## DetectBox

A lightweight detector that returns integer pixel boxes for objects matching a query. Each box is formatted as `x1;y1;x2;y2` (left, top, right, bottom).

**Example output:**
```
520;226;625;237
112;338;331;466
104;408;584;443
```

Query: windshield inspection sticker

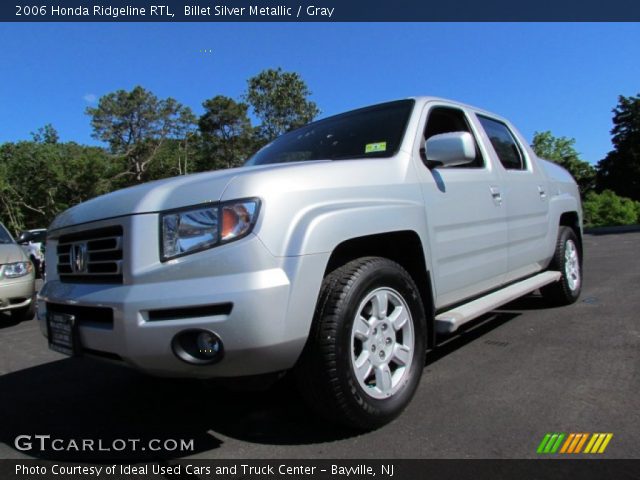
365;142;387;153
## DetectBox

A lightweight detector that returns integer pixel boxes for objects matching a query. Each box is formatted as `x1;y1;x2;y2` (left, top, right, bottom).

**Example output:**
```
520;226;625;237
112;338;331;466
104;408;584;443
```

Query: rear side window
477;116;525;170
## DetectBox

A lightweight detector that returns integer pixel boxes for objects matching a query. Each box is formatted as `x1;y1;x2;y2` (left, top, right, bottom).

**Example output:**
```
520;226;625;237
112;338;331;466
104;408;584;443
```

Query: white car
17;228;46;278
0;222;36;321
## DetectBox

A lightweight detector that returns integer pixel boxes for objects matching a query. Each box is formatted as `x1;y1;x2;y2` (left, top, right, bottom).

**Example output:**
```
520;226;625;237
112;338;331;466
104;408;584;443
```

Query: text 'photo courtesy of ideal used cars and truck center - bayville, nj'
0;8;639;480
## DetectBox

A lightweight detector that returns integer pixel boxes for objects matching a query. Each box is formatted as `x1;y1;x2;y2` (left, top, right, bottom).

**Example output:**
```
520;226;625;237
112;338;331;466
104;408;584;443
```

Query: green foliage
0;141;115;232
198;95;256;169
596;93;640;201
531;131;596;196
1;70;322;231
86;86;196;184
31;124;60;144
145;138;198;180
583;190;640;227
245;67;320;141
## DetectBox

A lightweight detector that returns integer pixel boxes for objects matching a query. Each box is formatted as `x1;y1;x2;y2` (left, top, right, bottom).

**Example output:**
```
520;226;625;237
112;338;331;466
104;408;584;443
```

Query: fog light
172;329;224;365
196;331;221;356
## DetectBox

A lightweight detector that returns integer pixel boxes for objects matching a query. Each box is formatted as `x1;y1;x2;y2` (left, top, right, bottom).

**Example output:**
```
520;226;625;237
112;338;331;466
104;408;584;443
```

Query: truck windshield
246;99;415;166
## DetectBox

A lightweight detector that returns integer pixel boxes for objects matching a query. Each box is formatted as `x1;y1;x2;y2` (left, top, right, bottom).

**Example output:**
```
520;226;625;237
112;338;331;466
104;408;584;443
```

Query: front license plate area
47;312;78;356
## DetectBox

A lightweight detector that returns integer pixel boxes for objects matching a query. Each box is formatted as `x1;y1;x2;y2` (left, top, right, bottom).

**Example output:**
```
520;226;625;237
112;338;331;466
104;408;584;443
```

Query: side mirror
16;231;33;244
424;131;476;168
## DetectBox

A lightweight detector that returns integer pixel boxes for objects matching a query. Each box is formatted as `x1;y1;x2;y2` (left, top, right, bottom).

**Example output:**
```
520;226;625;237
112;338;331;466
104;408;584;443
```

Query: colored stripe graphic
584;434;598;453
544;434;559;453
598;434;613;453
550;433;565;453
574;433;589;453
567;433;585;453
538;433;613;454
560;433;575;453
537;433;565;453
537;434;552;454
584;433;614;454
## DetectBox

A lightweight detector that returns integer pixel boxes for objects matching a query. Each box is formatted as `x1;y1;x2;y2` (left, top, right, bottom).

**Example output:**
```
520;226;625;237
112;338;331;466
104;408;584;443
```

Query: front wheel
541;226;582;305
11;299;36;322
296;257;426;430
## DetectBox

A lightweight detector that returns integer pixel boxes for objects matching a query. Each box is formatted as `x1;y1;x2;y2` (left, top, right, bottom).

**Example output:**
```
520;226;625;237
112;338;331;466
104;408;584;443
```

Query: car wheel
296;257;426;430
541;226;582;305
11;298;36;322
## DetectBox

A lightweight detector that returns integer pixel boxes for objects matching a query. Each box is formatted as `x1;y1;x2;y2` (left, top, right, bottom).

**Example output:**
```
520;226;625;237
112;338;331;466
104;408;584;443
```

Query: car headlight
161;198;260;261
2;261;33;278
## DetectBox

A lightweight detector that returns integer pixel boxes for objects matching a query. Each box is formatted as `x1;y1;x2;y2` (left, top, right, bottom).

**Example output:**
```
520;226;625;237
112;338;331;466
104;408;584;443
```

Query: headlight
2;261;33;278
161;198;259;261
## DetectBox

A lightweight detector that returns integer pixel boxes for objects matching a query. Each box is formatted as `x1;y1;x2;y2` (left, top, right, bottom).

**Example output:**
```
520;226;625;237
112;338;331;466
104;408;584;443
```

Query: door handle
538;186;547;199
490;186;502;205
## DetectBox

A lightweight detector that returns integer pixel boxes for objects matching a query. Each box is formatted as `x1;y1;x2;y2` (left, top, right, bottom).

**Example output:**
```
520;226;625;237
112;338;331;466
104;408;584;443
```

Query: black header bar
2;459;640;480
3;0;640;22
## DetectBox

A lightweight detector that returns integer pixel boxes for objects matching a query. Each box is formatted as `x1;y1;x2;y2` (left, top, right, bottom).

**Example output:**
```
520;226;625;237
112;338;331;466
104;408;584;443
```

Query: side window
477;116;525;170
423;107;484;168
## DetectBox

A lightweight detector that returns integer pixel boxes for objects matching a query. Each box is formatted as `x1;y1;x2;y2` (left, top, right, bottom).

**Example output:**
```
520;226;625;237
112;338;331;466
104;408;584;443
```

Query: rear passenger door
413;104;508;309
476;115;550;282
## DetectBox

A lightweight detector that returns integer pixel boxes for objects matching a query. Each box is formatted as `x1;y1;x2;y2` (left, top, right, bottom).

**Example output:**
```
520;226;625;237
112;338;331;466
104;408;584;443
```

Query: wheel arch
323;230;436;349
559;211;583;266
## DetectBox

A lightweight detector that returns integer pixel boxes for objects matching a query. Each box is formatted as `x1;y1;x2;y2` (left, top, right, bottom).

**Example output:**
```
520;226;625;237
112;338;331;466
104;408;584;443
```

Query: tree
31;124;59;144
86;86;196;183
198;95;255;169
531;131;596;196
582;190;640;227
596;93;640;201
0;159;23;230
245;68;320;142
0;141;115;232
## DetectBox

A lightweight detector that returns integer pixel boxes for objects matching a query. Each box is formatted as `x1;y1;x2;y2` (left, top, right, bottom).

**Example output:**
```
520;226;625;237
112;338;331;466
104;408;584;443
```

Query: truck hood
49;162;328;231
0;244;27;264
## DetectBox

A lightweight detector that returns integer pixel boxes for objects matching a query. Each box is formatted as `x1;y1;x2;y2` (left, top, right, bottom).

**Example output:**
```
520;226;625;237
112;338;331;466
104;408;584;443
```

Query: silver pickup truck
38;97;582;429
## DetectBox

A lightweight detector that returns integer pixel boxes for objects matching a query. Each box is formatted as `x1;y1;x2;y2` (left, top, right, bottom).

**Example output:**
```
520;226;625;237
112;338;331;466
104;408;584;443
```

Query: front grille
56;226;124;284
47;302;114;329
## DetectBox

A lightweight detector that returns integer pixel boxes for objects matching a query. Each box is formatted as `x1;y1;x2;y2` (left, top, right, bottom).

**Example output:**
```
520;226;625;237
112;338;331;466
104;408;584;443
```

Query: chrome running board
435;271;562;334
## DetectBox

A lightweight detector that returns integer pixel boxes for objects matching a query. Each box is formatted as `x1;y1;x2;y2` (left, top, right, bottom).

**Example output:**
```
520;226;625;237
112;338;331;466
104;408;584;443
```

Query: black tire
11;298;36;322
541;226;582;306
295;257;427;430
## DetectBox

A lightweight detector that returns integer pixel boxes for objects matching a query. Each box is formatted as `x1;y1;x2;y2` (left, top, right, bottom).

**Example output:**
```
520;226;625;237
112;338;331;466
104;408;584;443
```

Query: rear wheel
296;257;426;430
541;226;582;305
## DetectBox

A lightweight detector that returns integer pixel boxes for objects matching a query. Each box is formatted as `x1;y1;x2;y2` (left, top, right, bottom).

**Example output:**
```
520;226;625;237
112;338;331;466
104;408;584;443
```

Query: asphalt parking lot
1;232;638;460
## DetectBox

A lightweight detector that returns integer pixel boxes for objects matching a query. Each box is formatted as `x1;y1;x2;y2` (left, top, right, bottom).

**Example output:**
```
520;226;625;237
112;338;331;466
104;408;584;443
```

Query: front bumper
0;275;35;312
39;267;299;377
38;217;326;378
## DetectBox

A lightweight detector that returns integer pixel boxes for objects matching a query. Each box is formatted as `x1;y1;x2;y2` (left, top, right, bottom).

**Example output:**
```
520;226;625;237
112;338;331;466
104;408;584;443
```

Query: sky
1;22;639;164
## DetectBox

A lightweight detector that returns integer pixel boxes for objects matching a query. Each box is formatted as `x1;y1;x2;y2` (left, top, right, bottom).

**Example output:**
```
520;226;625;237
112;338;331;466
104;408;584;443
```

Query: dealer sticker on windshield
365;142;387;153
